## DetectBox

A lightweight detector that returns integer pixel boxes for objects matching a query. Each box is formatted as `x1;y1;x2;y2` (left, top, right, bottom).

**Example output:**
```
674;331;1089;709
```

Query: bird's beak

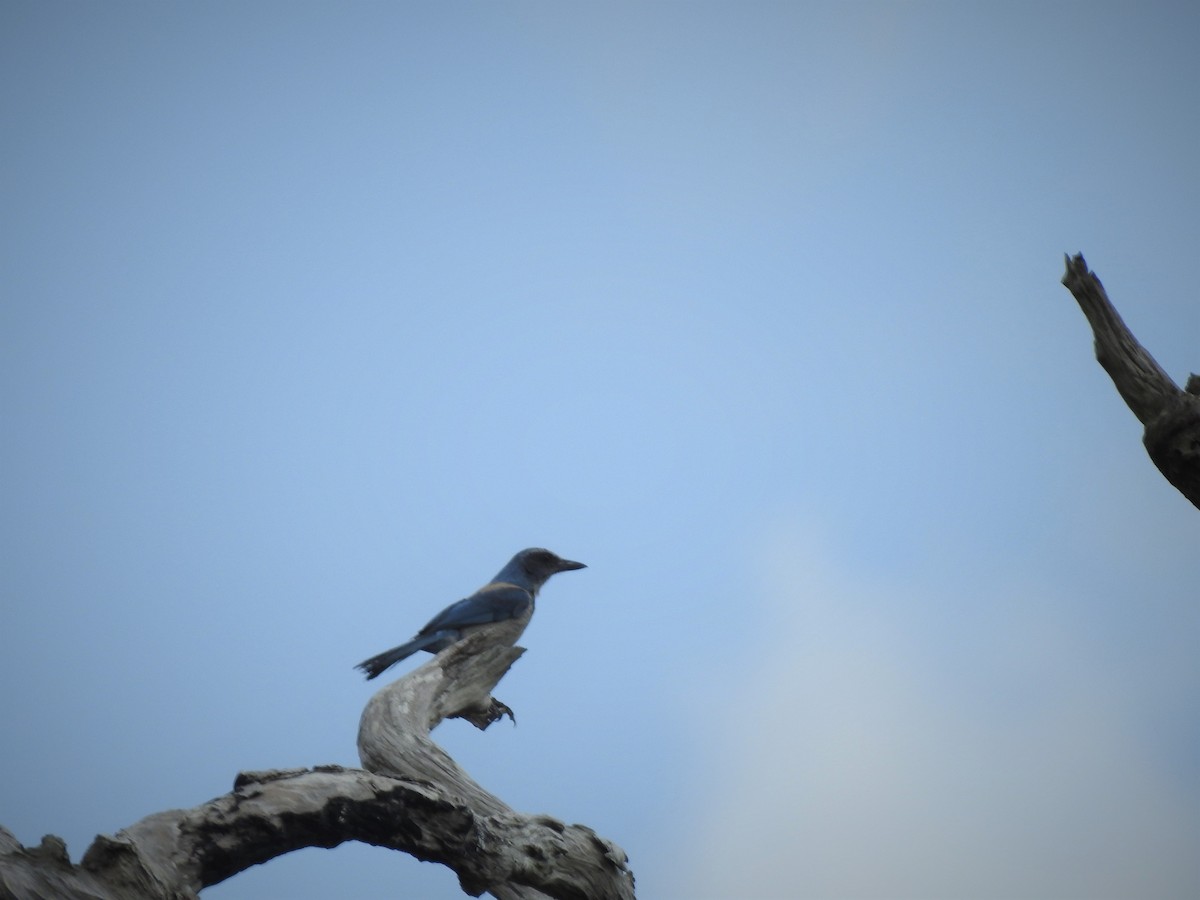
557;558;586;572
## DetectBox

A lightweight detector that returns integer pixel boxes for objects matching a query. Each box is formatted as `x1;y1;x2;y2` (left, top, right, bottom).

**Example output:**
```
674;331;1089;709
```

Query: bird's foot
453;696;517;730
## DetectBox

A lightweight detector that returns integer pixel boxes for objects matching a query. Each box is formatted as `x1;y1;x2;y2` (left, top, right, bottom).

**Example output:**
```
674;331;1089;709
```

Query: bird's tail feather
355;634;439;680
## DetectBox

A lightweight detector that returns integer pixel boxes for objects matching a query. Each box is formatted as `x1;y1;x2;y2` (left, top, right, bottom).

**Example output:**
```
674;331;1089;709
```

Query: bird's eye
528;549;554;567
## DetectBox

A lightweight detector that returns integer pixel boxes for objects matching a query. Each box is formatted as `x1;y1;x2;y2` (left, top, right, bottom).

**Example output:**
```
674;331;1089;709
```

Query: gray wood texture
1061;254;1200;510
0;624;633;899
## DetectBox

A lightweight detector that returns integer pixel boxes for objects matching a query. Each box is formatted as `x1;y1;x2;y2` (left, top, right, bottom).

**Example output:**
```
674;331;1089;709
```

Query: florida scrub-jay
355;547;586;680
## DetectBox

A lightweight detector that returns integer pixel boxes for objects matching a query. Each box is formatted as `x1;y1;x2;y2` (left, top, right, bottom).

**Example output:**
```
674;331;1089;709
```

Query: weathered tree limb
357;622;635;900
1;626;634;900
1061;253;1200;510
0;767;489;900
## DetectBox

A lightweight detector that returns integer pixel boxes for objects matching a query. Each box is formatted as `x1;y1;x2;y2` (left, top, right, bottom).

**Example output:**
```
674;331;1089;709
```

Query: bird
355;547;586;680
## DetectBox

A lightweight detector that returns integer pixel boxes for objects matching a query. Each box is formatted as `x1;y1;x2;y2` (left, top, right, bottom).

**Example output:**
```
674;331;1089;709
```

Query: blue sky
2;3;1197;898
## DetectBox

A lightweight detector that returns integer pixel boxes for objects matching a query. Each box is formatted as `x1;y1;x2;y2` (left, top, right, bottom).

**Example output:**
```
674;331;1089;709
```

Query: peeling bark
1061;254;1200;511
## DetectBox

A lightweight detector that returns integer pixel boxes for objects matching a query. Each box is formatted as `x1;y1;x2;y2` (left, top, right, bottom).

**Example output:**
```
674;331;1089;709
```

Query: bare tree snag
357;623;635;900
0;625;634;900
1061;253;1200;510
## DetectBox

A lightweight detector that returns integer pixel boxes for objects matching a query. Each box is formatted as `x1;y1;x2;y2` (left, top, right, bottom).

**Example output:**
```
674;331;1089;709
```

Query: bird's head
501;547;586;592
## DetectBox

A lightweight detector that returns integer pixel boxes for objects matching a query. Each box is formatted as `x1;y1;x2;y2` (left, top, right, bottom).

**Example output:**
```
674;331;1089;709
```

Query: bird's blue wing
417;584;532;635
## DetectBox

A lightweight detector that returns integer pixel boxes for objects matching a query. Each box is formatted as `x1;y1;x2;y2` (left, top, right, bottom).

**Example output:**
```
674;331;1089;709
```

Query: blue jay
356;548;586;680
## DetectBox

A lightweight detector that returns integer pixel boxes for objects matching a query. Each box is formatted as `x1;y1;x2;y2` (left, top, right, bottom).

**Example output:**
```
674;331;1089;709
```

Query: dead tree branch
1061;253;1200;510
357;623;634;900
0;626;634;900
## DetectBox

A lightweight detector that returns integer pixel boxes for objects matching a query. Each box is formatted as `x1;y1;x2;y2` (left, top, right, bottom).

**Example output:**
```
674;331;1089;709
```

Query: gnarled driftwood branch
0;625;634;900
357;622;635;900
1061;253;1200;510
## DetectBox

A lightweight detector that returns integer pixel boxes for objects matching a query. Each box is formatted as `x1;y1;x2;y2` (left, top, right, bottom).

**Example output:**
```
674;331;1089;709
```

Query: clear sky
2;3;1198;899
